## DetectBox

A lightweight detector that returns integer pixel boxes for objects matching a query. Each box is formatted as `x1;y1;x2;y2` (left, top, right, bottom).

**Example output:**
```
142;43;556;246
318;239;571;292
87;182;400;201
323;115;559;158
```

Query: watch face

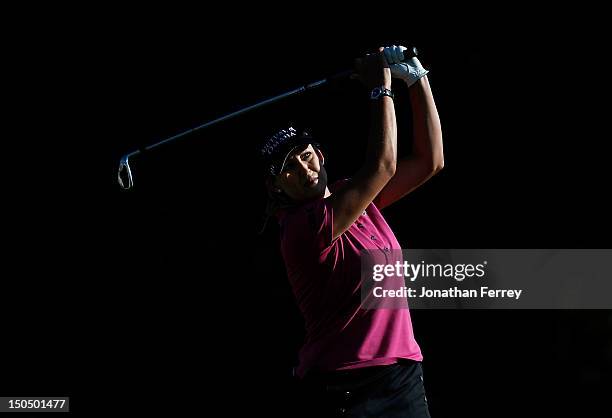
371;87;382;98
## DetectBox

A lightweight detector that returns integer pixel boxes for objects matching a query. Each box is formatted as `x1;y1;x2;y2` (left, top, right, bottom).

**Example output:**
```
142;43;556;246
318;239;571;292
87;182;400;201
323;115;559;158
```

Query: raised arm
373;46;444;210
329;48;397;240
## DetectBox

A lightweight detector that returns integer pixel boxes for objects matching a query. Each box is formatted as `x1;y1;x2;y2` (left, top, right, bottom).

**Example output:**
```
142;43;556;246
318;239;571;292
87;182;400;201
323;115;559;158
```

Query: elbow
431;136;444;174
381;161;397;178
421;154;443;177
364;160;396;180
372;155;396;178
371;161;396;180
420;151;444;175
379;149;397;177
433;155;444;174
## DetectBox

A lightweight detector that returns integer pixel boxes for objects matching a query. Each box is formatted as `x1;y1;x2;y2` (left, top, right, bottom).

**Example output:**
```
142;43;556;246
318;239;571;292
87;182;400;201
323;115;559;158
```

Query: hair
258;177;294;235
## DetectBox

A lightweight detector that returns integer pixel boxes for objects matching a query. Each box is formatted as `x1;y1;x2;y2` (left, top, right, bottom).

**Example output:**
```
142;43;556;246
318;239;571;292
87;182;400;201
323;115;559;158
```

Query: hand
352;47;392;90
383;45;429;88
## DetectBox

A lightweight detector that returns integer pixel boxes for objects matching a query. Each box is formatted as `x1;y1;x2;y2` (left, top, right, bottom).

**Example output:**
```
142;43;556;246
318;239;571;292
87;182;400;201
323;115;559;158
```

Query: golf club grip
400;46;419;59
329;46;420;80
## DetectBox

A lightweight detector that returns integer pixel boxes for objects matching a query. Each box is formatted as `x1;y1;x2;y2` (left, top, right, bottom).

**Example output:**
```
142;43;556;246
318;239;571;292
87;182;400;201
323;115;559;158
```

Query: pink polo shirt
278;179;423;378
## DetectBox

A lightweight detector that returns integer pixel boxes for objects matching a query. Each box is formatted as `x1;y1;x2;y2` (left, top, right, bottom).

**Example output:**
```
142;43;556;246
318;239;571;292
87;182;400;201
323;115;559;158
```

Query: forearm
364;96;397;175
408;76;444;169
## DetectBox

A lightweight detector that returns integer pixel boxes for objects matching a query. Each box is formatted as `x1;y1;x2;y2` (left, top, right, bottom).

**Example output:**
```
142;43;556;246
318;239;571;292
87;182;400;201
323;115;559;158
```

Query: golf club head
118;154;134;189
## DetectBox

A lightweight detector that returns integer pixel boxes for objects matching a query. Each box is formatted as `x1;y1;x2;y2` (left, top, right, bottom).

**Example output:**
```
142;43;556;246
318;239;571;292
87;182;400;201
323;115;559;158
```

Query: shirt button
357;223;364;229
384;247;389;251
338;407;347;415
344;391;351;400
370;235;376;240
362;210;367;216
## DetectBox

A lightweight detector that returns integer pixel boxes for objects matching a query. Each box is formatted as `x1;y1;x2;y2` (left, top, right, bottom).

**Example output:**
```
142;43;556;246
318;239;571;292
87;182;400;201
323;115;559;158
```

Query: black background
3;6;611;417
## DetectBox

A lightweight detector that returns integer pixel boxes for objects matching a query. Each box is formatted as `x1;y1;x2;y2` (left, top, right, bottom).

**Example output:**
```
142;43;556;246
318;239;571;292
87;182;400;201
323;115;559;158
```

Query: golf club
117;46;419;189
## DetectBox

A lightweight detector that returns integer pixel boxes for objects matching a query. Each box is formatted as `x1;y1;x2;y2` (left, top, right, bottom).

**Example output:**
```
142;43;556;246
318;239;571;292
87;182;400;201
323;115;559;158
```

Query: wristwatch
370;86;394;100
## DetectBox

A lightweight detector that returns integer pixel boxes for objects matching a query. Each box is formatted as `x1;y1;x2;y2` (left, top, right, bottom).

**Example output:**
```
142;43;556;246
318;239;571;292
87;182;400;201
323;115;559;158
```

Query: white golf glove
383;45;429;88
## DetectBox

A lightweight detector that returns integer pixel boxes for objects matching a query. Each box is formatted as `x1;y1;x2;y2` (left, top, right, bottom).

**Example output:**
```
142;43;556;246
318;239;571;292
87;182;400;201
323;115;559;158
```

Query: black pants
295;360;431;418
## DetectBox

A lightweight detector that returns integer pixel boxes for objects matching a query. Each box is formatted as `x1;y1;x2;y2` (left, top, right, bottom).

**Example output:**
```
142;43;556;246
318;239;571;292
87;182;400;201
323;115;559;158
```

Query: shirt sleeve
281;197;336;256
280;179;352;258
